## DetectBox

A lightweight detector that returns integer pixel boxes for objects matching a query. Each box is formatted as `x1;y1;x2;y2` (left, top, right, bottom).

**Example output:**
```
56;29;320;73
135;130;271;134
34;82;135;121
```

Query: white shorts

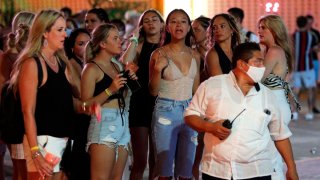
24;135;68;173
37;135;68;172
292;69;316;88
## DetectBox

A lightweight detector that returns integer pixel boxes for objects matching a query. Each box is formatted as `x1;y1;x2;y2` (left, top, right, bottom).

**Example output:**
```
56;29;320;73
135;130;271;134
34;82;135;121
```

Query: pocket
238;109;271;137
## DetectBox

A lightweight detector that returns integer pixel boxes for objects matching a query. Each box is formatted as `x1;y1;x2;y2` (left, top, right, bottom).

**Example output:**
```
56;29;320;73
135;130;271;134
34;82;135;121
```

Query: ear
99;40;107;49
238;60;248;71
43;31;49;39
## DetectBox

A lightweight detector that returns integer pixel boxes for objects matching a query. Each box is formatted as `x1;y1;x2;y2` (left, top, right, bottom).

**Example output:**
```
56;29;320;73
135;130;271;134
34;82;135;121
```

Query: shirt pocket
237;109;271;138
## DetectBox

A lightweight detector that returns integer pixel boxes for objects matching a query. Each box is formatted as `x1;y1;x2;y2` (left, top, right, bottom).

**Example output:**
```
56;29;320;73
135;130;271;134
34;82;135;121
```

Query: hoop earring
43;39;48;47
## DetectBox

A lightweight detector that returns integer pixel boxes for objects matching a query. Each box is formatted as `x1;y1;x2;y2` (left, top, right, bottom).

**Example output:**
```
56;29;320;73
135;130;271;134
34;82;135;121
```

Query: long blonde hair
10;9;67;93
85;23;117;63
259;15;293;72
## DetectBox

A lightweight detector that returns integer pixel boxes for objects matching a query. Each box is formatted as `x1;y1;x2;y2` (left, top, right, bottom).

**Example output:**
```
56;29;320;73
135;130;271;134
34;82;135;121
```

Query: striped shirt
293;30;316;71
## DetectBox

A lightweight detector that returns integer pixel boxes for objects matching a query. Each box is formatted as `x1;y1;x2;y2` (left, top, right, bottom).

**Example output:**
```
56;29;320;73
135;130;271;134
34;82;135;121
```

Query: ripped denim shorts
86;108;130;151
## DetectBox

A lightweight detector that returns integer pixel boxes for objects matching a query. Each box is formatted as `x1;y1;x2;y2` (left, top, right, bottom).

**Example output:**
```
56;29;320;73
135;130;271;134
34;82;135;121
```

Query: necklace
40;52;57;66
168;45;188;55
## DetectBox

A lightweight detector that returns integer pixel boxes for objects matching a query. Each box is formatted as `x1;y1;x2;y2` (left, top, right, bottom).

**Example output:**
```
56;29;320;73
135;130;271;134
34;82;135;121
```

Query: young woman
84;8;109;33
259;14;300;180
205;13;240;77
64;28;91;179
190;15;210;180
10;9;81;180
0;11;35;180
121;9;164;180
149;9;200;180
81;23;137;180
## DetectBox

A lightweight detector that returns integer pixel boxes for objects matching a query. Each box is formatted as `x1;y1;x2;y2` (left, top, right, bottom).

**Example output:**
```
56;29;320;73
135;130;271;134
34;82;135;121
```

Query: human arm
19;58;53;177
65;59;81;98
149;49;168;96
274;138;299;180
80;63;126;104
185;115;230;140
120;27;142;64
184;81;231;139
204;47;223;77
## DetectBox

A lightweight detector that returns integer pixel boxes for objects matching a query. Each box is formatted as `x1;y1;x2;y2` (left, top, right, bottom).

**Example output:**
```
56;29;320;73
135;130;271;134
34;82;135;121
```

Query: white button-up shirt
184;72;291;180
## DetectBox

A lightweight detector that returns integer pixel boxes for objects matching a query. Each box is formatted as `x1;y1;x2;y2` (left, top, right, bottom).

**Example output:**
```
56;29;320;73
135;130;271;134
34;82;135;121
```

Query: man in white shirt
184;43;298;180
228;7;259;43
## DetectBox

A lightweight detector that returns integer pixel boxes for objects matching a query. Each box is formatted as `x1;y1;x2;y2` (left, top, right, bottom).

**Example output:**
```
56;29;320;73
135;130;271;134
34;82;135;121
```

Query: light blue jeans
152;97;198;178
86;108;130;151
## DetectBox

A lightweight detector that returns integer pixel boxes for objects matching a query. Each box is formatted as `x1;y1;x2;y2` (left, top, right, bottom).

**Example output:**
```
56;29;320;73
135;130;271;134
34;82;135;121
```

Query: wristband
129;36;138;46
105;88;113;96
30;146;40;151
31;151;41;159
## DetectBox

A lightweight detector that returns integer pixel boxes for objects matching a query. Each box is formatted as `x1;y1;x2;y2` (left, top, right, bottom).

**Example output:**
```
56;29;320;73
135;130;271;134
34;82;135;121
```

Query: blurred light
265;2;280;13
265;2;272;12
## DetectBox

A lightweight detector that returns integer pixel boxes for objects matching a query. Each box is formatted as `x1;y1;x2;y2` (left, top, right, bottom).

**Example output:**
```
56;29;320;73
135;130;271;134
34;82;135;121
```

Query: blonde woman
259;14;299;180
81;23;137;180
10;9;80;180
0;11;35;180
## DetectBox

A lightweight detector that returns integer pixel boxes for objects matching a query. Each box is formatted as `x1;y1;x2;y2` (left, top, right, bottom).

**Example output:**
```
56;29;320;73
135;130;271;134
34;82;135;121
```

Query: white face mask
246;65;266;83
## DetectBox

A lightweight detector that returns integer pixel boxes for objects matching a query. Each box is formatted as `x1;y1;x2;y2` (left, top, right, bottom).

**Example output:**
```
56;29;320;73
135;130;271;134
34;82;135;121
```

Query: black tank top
91;61;121;100
35;60;74;137
215;44;232;74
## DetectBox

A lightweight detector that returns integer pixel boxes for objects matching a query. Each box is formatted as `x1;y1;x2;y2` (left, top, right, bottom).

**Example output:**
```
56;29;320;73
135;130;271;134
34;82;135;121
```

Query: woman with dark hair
121;9;164;180
85;8;109;33
65;28;91;77
64;28;91;179
149;9;200;179
205;13;240;77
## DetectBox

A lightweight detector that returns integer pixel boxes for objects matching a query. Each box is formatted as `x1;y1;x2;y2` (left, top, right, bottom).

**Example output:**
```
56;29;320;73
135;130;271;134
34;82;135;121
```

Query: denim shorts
152;97;198;178
87;108;130;151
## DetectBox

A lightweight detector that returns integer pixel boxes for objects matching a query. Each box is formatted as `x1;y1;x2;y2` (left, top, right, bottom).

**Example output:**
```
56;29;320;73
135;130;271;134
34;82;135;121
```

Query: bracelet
31;151;41;159
30;146;40;151
104;88;113;96
82;101;87;111
129;36;138;46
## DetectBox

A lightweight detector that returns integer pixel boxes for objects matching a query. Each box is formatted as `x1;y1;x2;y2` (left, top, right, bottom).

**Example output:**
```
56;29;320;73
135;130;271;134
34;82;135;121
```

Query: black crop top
35;59;75;137
91;61;121;100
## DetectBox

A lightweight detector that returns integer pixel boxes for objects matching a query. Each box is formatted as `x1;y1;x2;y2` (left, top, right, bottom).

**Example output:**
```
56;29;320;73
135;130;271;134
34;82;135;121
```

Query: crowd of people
0;5;319;180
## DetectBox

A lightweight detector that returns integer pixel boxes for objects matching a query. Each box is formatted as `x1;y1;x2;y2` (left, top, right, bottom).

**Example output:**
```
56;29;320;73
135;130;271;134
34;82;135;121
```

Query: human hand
33;153;54;178
154;57;168;74
286;167;299;180
206;120;231;140
109;74;127;92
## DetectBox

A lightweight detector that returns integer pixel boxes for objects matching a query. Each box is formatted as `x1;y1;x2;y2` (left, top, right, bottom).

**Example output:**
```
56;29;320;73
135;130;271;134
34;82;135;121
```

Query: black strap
34;56;43;88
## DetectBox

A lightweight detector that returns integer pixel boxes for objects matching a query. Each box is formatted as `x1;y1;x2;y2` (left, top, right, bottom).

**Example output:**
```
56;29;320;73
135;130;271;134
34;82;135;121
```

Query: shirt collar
228;71;260;96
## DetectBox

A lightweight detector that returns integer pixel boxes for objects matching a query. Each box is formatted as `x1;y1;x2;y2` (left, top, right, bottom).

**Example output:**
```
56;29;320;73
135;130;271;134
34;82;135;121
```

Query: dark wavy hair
64;28;90;59
138;9;165;45
207;13;240;50
163;9;194;47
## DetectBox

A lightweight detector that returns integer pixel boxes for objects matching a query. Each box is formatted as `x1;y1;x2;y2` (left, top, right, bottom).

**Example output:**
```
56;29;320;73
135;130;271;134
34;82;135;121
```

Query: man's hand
206;120;231;140
286;166;299;180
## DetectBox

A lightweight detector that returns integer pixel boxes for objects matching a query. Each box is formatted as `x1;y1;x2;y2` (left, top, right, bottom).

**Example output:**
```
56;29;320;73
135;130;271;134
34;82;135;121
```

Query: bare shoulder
267;46;285;57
